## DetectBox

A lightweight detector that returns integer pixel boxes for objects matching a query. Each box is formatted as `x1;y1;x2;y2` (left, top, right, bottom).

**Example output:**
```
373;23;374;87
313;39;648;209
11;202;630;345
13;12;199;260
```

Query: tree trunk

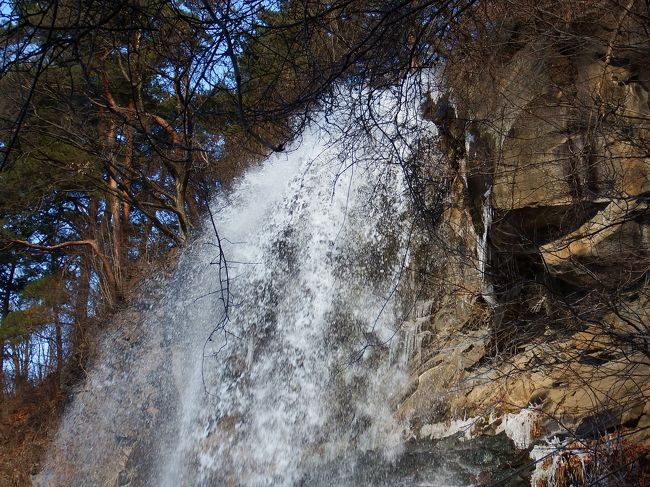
0;262;15;397
122;100;135;263
106;117;123;296
139;219;153;260
54;314;63;390
174;171;190;242
101;68;190;244
12;344;26;395
21;342;29;391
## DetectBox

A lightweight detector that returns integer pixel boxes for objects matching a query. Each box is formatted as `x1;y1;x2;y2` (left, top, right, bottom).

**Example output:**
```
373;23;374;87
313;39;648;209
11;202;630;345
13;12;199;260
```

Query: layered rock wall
398;3;650;483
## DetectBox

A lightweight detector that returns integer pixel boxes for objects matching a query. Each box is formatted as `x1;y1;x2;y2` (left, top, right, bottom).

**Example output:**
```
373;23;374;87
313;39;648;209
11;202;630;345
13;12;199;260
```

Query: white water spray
159;119;413;486
38;88;443;487
37;84;526;487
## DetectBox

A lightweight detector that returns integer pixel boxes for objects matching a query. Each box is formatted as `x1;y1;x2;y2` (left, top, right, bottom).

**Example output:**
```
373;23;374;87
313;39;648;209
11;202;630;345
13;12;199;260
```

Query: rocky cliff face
398;4;649;484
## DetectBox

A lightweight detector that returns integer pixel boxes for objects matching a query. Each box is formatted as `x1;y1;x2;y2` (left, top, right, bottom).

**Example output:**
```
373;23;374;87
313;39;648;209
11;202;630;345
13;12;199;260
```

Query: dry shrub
0;378;64;487
538;435;650;487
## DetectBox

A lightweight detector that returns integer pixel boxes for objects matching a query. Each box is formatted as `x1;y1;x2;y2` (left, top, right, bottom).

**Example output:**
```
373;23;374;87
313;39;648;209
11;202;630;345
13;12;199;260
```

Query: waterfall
36;84;529;487
37;89;442;487
158;120;413;486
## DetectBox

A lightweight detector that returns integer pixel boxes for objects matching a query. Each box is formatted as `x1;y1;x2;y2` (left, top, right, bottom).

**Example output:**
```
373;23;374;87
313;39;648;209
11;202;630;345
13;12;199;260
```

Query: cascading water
37;88;523;487
158;120;412;487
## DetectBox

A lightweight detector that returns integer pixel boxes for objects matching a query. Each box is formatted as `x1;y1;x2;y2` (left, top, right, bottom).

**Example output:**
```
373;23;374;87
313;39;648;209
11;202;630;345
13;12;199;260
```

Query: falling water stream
37;91;524;487
159;120;412;486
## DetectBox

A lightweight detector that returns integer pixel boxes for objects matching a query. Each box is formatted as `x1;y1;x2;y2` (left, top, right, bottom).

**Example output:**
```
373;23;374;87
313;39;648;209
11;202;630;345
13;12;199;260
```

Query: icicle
476;186;497;308
497;408;538;449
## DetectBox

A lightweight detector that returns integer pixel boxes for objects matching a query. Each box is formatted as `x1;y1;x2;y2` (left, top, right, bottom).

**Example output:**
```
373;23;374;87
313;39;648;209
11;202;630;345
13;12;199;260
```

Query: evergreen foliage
0;0;469;394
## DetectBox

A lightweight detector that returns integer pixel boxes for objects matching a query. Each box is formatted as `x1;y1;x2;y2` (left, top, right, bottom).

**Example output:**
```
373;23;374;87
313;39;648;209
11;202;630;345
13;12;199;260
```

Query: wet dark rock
117;469;130;486
301;433;531;487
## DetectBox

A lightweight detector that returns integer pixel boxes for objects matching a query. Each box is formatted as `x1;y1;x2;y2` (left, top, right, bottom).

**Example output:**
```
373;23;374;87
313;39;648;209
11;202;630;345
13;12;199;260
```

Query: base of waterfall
302;434;530;487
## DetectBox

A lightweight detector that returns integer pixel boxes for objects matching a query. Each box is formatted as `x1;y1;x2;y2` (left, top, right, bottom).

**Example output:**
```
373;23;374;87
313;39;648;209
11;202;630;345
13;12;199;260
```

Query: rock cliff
398;3;649;484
